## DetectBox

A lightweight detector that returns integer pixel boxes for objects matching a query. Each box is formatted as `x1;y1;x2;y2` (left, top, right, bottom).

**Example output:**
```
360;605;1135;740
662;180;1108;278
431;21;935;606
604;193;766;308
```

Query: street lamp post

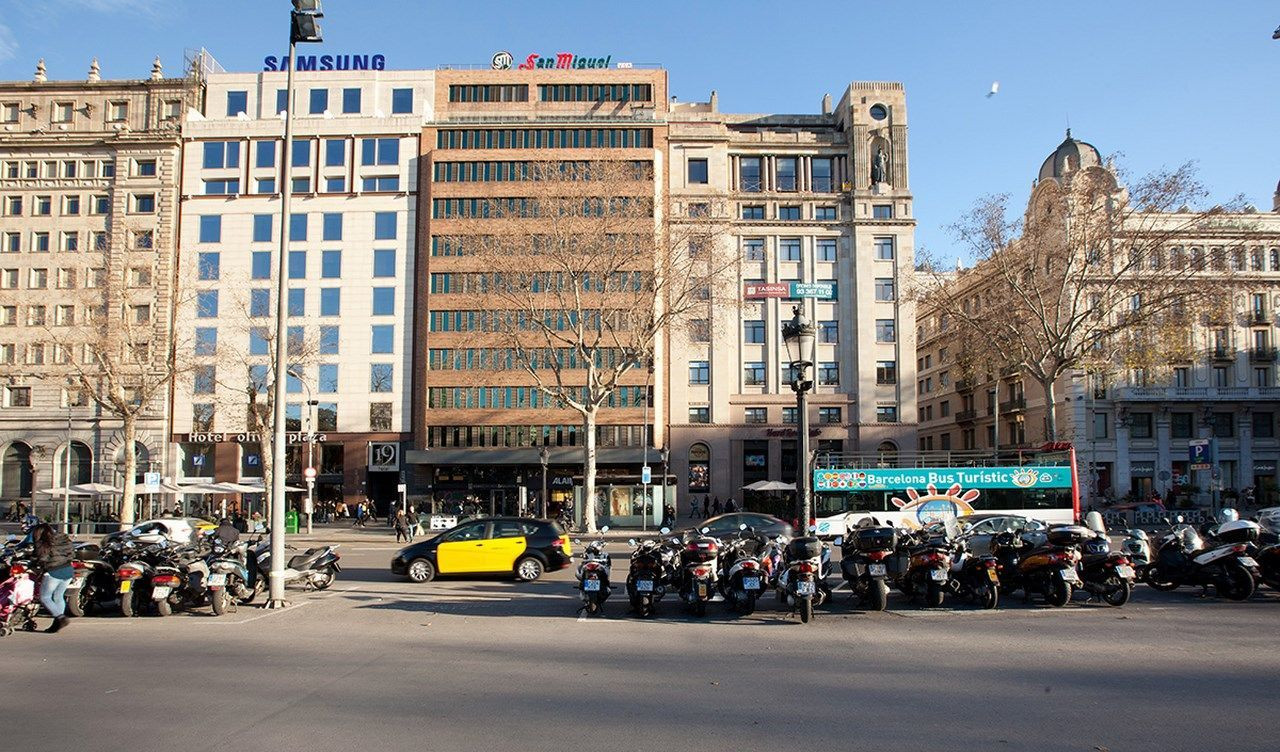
62;405;71;534
660;446;669;527
267;0;324;609
782;306;816;532
539;446;549;519
288;367;318;535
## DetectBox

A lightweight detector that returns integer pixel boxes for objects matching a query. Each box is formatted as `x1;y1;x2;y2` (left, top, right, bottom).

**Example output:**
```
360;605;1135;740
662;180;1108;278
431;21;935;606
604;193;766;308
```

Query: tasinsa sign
263;53;387;72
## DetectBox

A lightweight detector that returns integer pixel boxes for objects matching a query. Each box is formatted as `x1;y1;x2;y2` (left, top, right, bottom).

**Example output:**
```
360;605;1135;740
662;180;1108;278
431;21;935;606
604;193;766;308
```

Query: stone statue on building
871;147;890;184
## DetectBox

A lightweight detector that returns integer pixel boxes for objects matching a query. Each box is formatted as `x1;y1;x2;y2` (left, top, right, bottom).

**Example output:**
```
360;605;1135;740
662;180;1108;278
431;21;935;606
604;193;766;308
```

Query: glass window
251;252;271;280
321;250;342;278
876;360;897;384
195;328;217;356
133;194;155;213
322;213;342;241
817;238;837;261
194;366;216;394
256;179;277;194
778;206;801;220
743;362;766;385
744;320;766;343
370;363;394;392
252;214;273;243
872;204;893;219
1170;412;1192;439
875;278;895;301
249;289;270;317
255;141;276;169
320;288;340;316
689;360;709;385
309;88;329;115
876;319;896;342
819;320;838;344
1212;412;1235;438
687;158;708;184
782;407;798;424
292;139;311;168
372;287;395;316
743;238;765;261
818;362;839;385
288;288;305;316
688;407;710;424
776;157;797;191
811;158;834;192
819;407;842;424
1130;412;1153;439
372;325;394;353
319;326;339;354
318;364;338;393
196;290;218;318
739;157;762;192
342;87;361;114
198;215;221;243
876;406;898;423
226;91;248;117
1254;412;1275;439
289;213;307;241
288;250;306;279
276;89;288;115
780;238;801;261
325;138;345;167
325;177;346;193
744;407;767;424
815;206;837;221
202;141;240;169
198;252;220;281
361;137;400;166
373;249;395;277
374;212;397;239
391;88;413;114
741;205;764;220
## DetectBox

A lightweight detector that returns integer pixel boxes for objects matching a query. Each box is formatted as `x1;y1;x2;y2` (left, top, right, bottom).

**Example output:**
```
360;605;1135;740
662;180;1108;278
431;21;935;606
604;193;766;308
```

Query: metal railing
999;396;1027;413
1249;346;1277;362
955;409;977;423
1115;385;1280;401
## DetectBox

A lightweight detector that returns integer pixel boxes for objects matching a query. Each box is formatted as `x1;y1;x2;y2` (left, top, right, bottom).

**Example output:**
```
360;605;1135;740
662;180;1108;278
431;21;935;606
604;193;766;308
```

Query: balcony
1209;347;1237;362
1114;386;1280;401
955;378;974;392
1250;346;1277;363
1250;310;1270;325
955;409;977;424
999;364;1020;377
999;396;1027;413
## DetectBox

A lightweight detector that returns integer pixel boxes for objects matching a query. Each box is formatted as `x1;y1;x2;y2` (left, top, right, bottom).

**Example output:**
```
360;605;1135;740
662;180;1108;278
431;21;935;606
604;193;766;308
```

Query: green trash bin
285;508;299;534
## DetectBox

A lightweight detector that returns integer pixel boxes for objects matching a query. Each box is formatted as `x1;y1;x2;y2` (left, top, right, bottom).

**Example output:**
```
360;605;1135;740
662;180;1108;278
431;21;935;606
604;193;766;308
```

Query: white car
101;517;214;546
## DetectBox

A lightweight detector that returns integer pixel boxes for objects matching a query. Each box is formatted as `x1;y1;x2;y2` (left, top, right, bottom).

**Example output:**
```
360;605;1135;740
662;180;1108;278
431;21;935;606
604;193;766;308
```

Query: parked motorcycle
991;524;1085;607
777;534;825;623
1075;511;1136;607
115;539;174;617
888;525;954;608
575;527;613;617
950;529;1000;609
248;540;341;593
65;541;123;617
1119;527;1153;580
625;527;672;617
678;528;720;617
206;537;255;613
718;525;769;615
839;518;897;611
1255;516;1280;591
1145;515;1261;600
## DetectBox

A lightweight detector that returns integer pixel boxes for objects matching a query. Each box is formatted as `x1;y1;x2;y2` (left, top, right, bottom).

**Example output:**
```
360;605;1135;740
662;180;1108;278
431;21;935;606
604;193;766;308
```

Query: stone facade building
0;58;199;515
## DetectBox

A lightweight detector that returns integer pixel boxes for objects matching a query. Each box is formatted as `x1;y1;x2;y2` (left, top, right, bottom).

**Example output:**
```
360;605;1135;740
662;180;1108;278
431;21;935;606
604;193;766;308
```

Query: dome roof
1038;129;1102;182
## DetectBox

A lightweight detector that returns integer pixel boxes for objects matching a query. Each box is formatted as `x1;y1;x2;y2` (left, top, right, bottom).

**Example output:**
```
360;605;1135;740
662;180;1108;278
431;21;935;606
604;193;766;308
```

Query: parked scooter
1145;515;1261;600
678;528;721;617
248;540;341;593
777;533;826;623
65;541;123;618
950;528;1001;609
1119;527;1153;580
839;517;897;611
206;536;255;614
888;524;954;608
1075;511;1136;607
625;527;671;617
991;524;1086;607
575;527;612;617
1255;515;1280;591
718;525;769;615
115;539;173;617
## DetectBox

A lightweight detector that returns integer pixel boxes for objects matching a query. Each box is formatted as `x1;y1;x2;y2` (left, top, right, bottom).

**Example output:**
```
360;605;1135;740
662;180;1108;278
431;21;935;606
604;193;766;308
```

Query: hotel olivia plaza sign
491;50;618;70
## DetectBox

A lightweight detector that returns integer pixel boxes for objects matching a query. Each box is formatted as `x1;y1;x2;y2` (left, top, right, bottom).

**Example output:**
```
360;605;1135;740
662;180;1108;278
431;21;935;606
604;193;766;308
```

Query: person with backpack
30;524;75;634
393;508;411;542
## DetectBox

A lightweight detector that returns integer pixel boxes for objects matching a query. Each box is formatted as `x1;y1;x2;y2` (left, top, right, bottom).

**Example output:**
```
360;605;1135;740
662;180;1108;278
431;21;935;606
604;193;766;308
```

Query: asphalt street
5;538;1280;752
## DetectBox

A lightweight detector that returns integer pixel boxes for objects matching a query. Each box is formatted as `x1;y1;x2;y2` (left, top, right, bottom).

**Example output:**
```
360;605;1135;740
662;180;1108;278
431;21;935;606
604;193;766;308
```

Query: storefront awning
406;446;653;466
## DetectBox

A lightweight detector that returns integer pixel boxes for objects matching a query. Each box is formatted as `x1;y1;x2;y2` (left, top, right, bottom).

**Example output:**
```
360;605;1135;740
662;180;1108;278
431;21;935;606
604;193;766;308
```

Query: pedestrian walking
354;501;366;528
393;509;410;542
30;523;74;633
407;505;419;541
689;497;699;520
702;496;710;518
365;496;378;524
711;497;722;516
725;498;737;514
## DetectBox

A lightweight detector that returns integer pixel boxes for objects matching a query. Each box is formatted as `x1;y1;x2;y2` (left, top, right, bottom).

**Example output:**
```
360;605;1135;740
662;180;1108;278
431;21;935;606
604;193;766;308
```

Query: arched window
877;441;899;467
688;443;710;493
56;441;92;486
2;442;33;498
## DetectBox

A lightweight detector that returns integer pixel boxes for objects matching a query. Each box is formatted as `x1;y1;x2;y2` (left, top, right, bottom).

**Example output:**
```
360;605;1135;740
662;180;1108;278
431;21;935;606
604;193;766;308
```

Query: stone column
1114;408;1131;499
1238;406;1254;491
1155;408;1172;497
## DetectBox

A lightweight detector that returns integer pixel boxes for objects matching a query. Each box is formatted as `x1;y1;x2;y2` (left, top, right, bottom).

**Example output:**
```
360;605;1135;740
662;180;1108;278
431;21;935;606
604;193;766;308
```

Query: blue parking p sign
1189;439;1212;471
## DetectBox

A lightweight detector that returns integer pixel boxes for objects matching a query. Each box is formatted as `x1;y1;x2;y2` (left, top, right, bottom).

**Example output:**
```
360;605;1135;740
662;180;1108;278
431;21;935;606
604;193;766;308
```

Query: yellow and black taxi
391;517;572;583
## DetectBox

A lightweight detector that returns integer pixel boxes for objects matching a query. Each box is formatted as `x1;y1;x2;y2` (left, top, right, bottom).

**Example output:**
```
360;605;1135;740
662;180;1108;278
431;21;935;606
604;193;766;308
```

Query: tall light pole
288;366;317;535
267;0;323;609
640;357;653;531
539;445;549;519
62;403;71;534
782;306;816;533
660;446;669;527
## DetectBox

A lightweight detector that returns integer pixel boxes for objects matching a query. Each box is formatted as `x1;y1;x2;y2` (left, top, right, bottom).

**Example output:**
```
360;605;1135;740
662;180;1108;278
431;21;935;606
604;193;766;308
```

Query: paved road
5;540;1279;752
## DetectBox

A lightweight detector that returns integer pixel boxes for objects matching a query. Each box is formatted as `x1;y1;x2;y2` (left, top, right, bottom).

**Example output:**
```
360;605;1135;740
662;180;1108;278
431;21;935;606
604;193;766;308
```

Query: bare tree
451;161;733;532
916;160;1244;440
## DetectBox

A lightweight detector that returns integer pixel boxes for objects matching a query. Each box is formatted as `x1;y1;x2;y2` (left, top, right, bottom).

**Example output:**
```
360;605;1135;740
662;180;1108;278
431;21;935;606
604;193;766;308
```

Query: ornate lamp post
781;306;816;531
539;445;549;519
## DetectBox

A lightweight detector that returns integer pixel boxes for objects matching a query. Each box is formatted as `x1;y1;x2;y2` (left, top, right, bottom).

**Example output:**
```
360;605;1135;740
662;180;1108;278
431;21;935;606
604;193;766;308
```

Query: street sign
397;483;407;493
304;466;317;479
641;465;652;484
143;472;160;494
1189;439;1213;471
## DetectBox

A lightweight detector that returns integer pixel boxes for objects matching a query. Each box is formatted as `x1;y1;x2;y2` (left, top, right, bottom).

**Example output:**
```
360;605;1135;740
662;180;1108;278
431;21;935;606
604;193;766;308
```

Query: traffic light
290;0;323;44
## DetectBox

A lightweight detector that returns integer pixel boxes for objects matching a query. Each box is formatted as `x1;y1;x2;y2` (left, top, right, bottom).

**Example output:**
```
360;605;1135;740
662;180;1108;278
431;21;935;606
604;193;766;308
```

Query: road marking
208;600;313;624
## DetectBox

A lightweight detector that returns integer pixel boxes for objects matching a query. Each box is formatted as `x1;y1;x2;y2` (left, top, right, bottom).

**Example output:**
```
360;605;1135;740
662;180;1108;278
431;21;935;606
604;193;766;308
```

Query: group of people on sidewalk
688;495;737;520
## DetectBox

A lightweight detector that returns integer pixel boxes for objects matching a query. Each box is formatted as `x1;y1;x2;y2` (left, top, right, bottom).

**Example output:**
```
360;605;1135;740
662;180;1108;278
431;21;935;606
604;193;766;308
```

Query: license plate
929;569;948;582
796;580;815;595
869;564;886;577
1239;556;1259;568
635;580;654;592
986;568;999;582
696;582;708;597
207;573;227;588
1114;565;1135;579
1060;568;1080;582
152;586;171;600
742;576;761;590
583;579;601;592
118;580;132;594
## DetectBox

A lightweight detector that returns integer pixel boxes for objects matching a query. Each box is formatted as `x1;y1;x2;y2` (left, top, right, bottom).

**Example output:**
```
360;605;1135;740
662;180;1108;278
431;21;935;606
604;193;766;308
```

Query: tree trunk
260;434;275;522
581;407;598;534
119;413;137;530
1041;376;1059;441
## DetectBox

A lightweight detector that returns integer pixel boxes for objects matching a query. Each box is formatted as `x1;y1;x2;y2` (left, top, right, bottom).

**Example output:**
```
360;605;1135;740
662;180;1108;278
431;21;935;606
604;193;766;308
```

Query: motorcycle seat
287;554;313;570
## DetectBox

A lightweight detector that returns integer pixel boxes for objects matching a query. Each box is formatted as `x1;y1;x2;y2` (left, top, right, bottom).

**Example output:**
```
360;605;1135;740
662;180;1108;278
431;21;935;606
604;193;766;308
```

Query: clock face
869;104;888;121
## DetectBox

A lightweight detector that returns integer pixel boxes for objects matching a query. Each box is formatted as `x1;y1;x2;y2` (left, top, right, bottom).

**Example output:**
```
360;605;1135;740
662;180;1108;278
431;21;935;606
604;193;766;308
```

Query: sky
1;0;1278;258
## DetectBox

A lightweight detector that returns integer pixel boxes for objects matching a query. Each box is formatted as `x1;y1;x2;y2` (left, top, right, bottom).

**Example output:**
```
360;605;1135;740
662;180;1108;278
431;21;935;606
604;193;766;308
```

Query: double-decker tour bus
811;443;1080;537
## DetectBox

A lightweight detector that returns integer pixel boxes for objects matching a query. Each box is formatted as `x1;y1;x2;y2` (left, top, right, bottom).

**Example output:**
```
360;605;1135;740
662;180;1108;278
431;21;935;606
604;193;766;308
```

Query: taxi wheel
408;558;436;583
515;556;544;582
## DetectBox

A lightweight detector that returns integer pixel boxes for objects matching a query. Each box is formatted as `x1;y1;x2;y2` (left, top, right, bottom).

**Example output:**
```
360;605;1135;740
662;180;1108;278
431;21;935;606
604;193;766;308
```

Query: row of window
426;385;648;409
686;405;872;424
0;266;110;292
429;271;646;295
2;192;156;217
189;400;396;433
0;340;130;366
239;249;396;282
431;160;652;183
426;424;649;449
741;237;842;262
436;128;654;150
203;175;399;196
431;196;653;220
426;347;635;371
1086;411;1279;441
687;360;843;387
190;359;395;397
1;229;113;254
199;212;397;244
731;156;837;193
0;99;183;126
1;159;121;180
739;204;839;222
201;137;402;172
223;87;414;118
427;309;633;333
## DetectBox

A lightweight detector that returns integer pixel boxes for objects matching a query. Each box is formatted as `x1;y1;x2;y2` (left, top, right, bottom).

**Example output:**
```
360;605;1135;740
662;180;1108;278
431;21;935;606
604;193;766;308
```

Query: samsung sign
263;53;387;72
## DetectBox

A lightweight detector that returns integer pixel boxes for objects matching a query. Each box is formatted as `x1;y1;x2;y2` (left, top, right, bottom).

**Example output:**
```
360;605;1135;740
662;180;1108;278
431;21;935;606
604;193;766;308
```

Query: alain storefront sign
491;51;613;70
744;282;836;300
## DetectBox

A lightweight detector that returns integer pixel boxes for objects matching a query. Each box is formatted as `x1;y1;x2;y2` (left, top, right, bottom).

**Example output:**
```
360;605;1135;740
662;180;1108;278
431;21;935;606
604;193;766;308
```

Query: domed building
1037;129;1103;183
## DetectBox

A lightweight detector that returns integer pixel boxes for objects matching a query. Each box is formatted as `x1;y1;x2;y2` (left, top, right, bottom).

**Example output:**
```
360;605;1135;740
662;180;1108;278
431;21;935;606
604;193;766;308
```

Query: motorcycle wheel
585;599;601;617
924;581;945;608
65;586;90;618
692;600;706;618
1100;577;1131;607
1144;567;1180;592
978;583;999;610
154;597;172;617
1217;563;1256;601
631;596;651;617
739;593;756;617
867;579;889;612
312;567;336;591
799;597;813;623
210;585;230;616
1046;578;1072;607
119;589;139;617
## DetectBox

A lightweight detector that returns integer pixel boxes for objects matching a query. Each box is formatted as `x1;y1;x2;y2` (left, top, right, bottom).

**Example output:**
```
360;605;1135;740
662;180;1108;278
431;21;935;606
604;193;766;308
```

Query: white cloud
0;22;17;64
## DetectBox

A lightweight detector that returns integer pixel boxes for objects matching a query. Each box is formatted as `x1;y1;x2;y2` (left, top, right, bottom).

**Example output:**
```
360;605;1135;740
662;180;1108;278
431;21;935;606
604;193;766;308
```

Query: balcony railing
955;409;977;423
1114;386;1280;401
999;364;1020;377
999;396;1027;413
739;179;763;193
811;177;834;193
1250;346;1277;363
955;378;974;392
1209;347;1237;362
1250;310;1270;325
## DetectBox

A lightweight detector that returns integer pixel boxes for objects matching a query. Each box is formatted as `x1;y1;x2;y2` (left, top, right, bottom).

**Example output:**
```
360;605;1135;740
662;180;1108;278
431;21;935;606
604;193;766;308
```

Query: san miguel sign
492;50;613;70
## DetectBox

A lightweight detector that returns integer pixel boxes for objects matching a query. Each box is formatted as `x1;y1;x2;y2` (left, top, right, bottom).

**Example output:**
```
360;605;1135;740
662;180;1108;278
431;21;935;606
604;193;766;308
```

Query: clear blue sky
2;0;1278;256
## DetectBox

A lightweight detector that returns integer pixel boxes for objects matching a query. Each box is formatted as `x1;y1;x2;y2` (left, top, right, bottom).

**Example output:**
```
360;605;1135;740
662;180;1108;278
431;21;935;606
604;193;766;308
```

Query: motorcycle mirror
5;534;17;543
628;538;637;546
739;523;748;531
833;536;844;547
701;527;710;534
1175;515;1184;523
659;527;670;535
601;526;610;533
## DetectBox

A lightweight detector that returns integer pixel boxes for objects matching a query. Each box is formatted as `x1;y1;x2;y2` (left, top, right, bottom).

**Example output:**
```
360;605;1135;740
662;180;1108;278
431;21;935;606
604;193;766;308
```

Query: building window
815;206;837;221
373;249;396;277
287;289;305;316
778;205;801;220
132;194;155;213
34;196;51;215
371;325;395;353
875;319;896;342
372;287;395;316
195;328;217;356
815;238;837;262
342;87;361;114
374;212;397;240
739;157;762;192
5;386;32;407
256;179;277;194
780;237;802;261
872;204;893;219
255;141;276;169
685;360;710;385
743;319;766;343
874;360;897;385
743;238;765;261
875;278;896;301
321;250;342;279
319;326;339;355
744;407;767;424
1214;366;1230;388
1212;412;1235;438
391;88;414;114
292;139;311;168
741;205;765;220
53;102;73;122
874;236;895;260
309;88;329;115
226;91;248;117
202;141;240;169
370;364;394;392
776;157;797;191
876;406;898;423
818;320;838;344
320;288;340;316
689;319;710;342
361;137;400;167
370;403;393;431
688;407;710;424
819;407;842;424
196;291;218;318
1255;367;1272;388
192;404;215;432
781;406;798;425
688;158;708;184
197;252;220;281
1170;412;1192;439
1130;412;1153;439
743;362;766;385
818;362;839;385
